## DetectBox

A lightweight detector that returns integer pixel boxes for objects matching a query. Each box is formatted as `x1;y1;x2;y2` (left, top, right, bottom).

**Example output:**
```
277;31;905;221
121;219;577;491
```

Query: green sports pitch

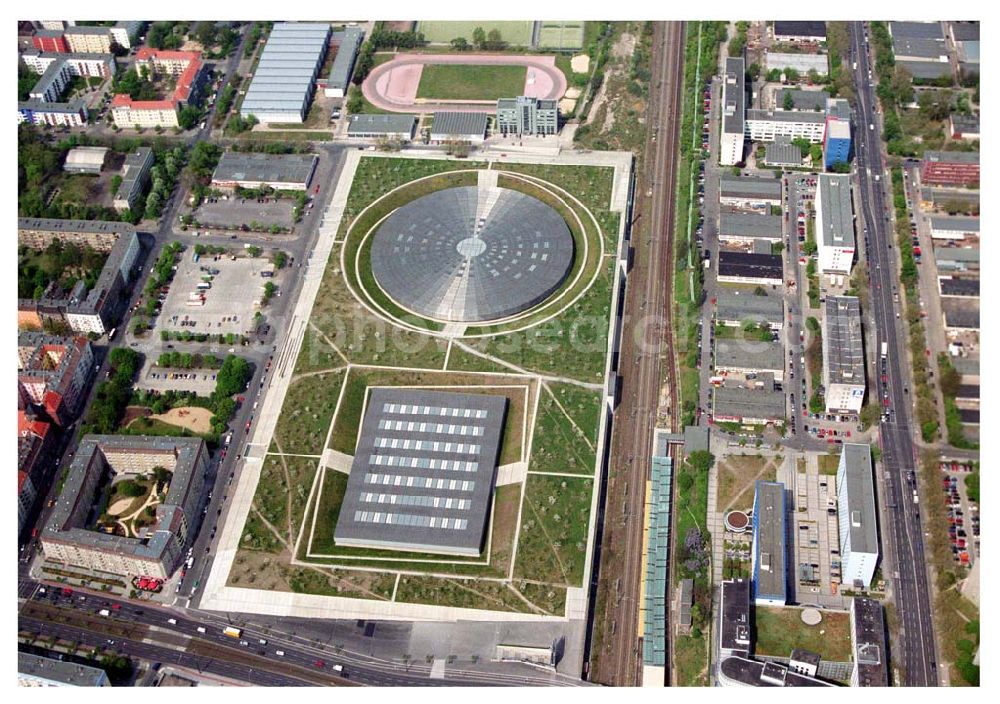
415;64;527;101
416;21;534;47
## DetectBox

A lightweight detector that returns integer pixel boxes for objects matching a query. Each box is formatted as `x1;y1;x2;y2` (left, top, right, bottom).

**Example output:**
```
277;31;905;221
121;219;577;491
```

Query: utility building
850;597;889;686
720;57;745;166
836;444;879;589
823;296;865;413
816;173;856;274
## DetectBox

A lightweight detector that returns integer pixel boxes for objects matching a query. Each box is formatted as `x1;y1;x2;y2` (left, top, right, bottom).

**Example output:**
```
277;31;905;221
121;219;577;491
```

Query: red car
314;660;326;669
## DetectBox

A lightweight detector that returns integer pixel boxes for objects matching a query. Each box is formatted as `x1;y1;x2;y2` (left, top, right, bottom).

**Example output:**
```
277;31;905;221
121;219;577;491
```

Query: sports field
417;20;534;46
415;64;527;101
538;22;585;50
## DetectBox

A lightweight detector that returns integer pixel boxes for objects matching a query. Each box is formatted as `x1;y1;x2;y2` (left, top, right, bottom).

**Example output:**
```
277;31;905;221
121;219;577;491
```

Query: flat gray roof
716;287;784;326
713;384;786;422
942;298;980;329
824;296;864;385
116;147;153;205
950;22;979;42
897;60;951;80
893;37;947;60
718;251;784;281
920;187;979;207
720;174;782;202
723;57;745;137
889;21;944;40
347;113;417;135
328;27;364;90
716;338;784;373
951;114;979;134
939;278;979;297
18;652;109;686
827;97;850;121
720;212;783;240
930;216;979;232
764;137;802;166
242;22;329;121
817;174;855;249
753;481;787;602
747;108;826;125
18;217;135;236
334;389;508;556
934;247;979;265
212;151;318;187
431;111;489;137
773;21;826;39
775;88;827;112
719;655;833;686
924;150;979;165
837;442;879;555
765;52;828;74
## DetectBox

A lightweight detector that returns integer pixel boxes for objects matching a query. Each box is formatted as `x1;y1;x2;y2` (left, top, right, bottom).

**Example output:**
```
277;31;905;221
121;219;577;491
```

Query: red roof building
111;49;204;128
17;332;95;426
18;411;53;534
32;30;69;53
921;151;980;186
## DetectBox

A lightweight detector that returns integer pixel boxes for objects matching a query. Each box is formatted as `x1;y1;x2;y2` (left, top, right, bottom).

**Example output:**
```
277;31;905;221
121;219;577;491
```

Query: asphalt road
18;582;580;687
848;21;939;687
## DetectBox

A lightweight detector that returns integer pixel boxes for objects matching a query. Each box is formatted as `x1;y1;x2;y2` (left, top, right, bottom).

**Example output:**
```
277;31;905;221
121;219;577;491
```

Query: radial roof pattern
371;184;574;322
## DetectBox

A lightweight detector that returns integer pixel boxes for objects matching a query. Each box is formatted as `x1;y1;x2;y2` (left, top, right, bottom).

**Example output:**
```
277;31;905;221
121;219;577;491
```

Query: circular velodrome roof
370;185;574;322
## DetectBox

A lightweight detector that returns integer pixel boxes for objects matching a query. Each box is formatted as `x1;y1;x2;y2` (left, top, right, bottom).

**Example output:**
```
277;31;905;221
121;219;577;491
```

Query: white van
275;650;285;657
167;618;177;625
196;626;207;633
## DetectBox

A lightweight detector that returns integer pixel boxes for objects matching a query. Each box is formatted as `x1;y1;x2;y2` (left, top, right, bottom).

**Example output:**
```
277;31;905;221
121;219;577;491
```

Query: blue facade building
824;98;852;169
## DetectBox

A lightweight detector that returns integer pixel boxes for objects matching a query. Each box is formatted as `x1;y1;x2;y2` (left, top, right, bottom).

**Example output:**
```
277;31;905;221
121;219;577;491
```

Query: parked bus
223;626;242;638
881;342;888;359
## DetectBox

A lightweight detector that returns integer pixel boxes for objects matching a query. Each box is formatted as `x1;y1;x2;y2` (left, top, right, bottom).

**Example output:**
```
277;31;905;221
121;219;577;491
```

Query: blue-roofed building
641;430;675;685
751;480;787;606
823;98;851;169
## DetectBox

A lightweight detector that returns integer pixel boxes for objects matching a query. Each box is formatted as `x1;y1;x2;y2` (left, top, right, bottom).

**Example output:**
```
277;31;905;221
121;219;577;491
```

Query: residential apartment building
720;57;746;166
64;26;114;54
22;51;116;80
18;410;56;533
41;436;210;580
18;100;88;127
816;173;856;274
30;60;73;102
112;49;205;129
110;20;143;50
836;444;880;589
18;652;111;687
32;29;69;53
496;96;559;136
17;332;95;426
17;219;141;334
112;147;155;213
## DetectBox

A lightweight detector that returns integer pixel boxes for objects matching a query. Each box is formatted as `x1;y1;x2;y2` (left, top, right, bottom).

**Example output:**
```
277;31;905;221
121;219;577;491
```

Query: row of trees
157;352;224;369
449;27;507;52
82;348;142;434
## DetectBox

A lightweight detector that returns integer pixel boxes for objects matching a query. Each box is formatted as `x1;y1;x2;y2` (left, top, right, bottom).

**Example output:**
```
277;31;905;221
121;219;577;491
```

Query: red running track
361;53;567;113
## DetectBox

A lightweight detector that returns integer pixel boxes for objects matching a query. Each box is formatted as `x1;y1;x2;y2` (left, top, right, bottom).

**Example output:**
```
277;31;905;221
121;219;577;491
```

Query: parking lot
193;195;297;231
939;459;979;568
791;454;844;604
156;253;279;338
137;362;218;396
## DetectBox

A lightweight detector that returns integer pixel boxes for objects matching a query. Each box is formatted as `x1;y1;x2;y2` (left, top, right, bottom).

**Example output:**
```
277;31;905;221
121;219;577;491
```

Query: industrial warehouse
211;151;319;191
240;22;330;123
334;389;508;556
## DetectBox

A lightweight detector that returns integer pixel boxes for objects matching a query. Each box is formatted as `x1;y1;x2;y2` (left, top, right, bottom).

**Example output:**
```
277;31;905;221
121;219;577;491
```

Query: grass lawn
251;454;321;548
269;370;345;455
754;606;853;662
395;575;533;613
445;344;519;374
674;632;709;686
415;64;527;101
529;382;601;476
416;20;534;46
716;453;777;512
514;474;593;586
818;453;841;475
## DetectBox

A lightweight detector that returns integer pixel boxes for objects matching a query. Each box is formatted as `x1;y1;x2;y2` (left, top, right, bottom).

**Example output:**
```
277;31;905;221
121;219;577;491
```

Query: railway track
589;21;685;686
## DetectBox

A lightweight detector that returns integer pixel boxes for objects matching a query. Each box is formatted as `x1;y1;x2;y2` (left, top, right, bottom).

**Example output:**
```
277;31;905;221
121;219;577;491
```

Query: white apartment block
720;57;746;166
64;28;113;54
836;444;880;589
111;104;180;128
22;51;116;79
746;109;827;143
816;173;856;274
